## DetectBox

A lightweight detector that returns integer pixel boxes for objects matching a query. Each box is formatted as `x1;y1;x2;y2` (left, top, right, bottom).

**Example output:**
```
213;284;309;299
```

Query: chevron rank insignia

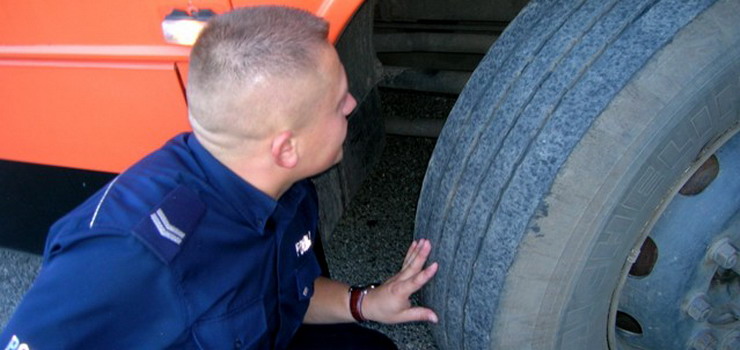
134;185;205;264
150;209;186;245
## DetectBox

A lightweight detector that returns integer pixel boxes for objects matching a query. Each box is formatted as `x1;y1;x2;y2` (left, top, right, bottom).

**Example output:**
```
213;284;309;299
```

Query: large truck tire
415;0;740;349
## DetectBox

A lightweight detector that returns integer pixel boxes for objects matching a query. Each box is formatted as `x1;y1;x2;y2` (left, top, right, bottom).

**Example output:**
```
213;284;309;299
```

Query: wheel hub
614;132;740;349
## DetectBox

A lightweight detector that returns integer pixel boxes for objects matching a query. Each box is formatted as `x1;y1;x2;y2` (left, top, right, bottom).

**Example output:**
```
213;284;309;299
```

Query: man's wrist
348;283;380;322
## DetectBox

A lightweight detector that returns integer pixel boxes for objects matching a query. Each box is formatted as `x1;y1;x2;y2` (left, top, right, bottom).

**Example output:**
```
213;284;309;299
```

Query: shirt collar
186;133;277;234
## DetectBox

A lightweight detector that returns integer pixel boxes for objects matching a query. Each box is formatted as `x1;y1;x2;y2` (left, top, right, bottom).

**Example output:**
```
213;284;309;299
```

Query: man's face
296;46;357;177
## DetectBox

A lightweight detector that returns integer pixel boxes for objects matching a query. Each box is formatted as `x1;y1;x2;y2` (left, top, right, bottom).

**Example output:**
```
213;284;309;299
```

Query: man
0;6;438;349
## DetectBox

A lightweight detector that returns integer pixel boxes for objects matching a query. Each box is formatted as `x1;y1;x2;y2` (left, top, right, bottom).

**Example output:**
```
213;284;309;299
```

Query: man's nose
344;94;358;117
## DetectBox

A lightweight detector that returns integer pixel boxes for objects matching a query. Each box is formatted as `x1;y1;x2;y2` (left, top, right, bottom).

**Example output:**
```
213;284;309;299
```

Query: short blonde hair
187;6;329;137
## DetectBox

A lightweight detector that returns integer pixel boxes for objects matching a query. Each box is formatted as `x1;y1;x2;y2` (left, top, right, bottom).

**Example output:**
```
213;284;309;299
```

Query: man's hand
362;239;439;324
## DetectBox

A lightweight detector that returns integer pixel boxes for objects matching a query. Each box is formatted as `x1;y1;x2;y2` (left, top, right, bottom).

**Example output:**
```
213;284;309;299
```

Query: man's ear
271;130;298;169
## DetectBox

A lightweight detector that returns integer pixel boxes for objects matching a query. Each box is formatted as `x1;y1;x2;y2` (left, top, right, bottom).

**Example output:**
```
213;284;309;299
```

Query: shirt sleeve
0;234;188;349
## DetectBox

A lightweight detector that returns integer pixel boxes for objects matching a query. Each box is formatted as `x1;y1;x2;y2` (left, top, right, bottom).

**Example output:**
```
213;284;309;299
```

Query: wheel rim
611;129;740;349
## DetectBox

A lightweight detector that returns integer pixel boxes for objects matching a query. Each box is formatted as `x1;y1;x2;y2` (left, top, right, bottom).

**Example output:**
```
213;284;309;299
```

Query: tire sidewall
491;1;740;348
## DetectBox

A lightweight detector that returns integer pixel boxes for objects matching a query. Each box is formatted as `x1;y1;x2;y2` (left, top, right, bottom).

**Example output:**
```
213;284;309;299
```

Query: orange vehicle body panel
0;0;364;173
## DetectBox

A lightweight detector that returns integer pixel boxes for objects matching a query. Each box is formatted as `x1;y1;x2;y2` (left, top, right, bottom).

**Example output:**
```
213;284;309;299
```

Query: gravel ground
324;89;454;350
325;134;439;350
0;249;41;330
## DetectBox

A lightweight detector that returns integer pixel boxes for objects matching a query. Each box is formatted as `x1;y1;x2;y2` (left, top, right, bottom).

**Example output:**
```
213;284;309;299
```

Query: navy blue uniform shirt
1;133;322;349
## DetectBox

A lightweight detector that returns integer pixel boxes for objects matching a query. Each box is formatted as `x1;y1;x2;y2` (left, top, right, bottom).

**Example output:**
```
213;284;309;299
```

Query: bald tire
414;0;740;349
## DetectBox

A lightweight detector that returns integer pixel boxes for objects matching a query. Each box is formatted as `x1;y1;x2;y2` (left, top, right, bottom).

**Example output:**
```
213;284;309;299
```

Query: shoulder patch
134;185;205;264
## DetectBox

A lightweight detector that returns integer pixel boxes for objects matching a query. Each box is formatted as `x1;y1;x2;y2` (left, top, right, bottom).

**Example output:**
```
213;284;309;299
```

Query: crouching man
1;6;438;350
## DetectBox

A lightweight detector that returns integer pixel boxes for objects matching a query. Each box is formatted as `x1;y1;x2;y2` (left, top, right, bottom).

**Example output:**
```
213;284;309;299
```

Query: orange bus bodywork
0;0;365;173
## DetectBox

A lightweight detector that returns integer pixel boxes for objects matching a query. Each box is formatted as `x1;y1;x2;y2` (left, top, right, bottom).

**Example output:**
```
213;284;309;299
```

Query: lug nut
686;295;712;322
690;331;717;350
710;239;738;269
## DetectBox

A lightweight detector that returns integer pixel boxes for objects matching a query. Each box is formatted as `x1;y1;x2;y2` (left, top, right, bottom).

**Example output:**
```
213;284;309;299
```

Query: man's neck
194;132;295;200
